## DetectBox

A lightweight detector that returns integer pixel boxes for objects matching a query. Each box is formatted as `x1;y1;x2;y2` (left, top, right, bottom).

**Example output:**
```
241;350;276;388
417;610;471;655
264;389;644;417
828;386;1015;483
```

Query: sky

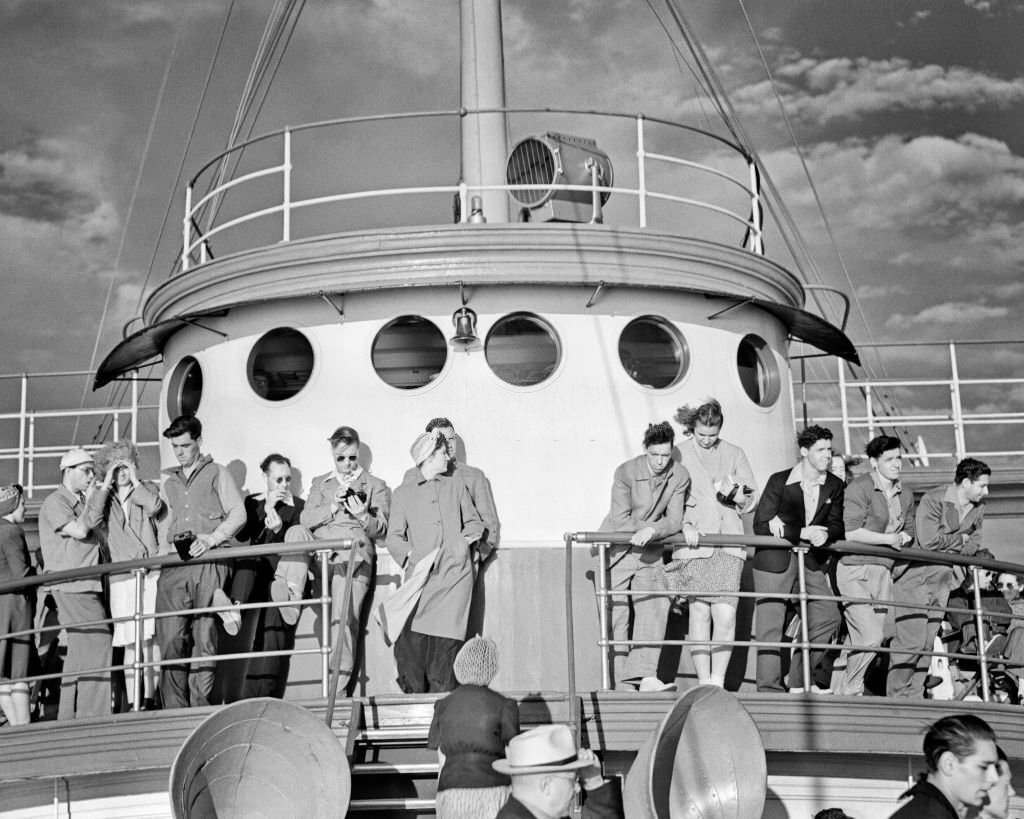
1;0;1023;430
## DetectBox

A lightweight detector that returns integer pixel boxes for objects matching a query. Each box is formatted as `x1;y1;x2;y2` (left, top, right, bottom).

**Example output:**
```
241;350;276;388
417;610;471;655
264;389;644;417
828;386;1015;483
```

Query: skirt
0;592;32;680
435;785;510;819
665;550;744;608
108;570;159;647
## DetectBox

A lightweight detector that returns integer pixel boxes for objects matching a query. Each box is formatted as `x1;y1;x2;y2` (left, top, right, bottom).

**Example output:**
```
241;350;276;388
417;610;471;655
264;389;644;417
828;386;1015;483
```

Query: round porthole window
618;316;689;389
737;334;780;407
372;316;447;389
485;312;561;386
166;356;203;418
247;327;314;401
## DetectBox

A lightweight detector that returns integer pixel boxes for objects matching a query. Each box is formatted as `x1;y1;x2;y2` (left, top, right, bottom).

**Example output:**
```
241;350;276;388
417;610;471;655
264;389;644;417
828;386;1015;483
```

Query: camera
716;483;752;509
172;530;196;561
343;488;368;504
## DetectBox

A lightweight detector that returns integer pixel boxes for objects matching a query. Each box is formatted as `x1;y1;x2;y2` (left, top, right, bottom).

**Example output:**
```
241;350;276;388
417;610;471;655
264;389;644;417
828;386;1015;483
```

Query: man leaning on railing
888;457;990;699
156;415;246;709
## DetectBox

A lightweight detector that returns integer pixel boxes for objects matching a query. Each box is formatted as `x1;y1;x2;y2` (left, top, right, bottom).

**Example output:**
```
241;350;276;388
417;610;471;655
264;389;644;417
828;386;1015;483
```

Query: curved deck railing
566;532;1023;704
0;538;354;714
179;107;764;272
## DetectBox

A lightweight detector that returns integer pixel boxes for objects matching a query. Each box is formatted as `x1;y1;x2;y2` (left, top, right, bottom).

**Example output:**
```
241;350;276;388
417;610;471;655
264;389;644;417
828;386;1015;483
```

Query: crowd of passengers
0;400;1021;730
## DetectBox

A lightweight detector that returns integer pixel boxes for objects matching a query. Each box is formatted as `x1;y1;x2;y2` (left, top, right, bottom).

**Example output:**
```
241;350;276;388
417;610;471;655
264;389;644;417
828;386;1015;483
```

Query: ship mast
460;0;509;223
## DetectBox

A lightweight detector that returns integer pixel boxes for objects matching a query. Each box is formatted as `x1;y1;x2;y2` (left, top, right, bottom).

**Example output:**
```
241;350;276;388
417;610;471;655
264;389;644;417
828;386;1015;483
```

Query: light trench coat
676;438;758;560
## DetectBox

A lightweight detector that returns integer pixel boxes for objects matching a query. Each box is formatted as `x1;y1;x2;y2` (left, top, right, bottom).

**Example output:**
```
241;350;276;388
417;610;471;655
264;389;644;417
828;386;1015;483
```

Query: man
493;724;623;818
996;573;1024;618
386;429;484;693
282;426;390;694
156;415;246;708
887;457;990;699
975;748;1015;819
752;425;844;693
403;417;500;557
599;421;691;692
38;448;114;718
231;453;305;698
831;435;915;696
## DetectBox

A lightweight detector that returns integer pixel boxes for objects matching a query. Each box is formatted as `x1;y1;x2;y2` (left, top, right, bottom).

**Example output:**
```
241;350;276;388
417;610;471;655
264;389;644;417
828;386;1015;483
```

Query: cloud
0;137;103;224
855;284;909;300
728;56;1024;124
885;301;1009;327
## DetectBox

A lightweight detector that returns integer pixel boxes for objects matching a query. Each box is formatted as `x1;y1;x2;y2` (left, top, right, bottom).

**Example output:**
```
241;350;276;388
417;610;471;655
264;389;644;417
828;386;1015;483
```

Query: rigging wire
734;0;913;446
95;0;240;443
72;0;192;445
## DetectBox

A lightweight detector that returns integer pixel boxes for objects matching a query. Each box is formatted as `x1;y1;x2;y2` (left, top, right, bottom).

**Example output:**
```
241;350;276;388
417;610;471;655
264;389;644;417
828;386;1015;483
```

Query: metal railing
0;539;355;713
566;531;1024;703
795;339;1024;467
0;371;159;498
180;107;764;272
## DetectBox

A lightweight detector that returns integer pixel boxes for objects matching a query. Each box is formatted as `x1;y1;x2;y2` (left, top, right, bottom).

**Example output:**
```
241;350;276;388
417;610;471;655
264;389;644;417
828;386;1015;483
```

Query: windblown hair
328;426;360;448
425;417;454;433
955;457;991;485
95;439;139;477
260;453;291;473
163;415;201;440
642;421;675;449
674;399;724;434
922;714;995;773
864;434;902;461
796;425;832;450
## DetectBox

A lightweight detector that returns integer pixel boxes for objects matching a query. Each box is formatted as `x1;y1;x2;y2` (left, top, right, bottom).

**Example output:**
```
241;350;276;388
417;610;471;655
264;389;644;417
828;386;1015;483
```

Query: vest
163;457;227;540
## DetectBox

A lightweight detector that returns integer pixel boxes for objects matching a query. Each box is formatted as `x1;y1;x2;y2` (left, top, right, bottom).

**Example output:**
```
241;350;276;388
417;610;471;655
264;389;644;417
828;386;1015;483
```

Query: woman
0;484;33;725
671;399;757;687
428;636;519;819
96;440;164;710
891;714;999;818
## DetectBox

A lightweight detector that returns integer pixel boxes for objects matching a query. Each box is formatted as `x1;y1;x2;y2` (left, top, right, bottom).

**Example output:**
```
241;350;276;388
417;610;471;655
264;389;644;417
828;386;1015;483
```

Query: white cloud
885;301;1009;327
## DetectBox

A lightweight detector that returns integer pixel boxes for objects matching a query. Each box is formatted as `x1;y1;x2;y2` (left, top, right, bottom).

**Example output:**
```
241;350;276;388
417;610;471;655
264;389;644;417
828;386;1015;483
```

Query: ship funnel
169;698;351;819
506;132;612;222
623;686;766;819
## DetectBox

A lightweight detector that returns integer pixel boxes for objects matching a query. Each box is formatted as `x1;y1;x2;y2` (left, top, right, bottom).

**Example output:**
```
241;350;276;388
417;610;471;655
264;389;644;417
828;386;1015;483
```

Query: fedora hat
493;725;591;776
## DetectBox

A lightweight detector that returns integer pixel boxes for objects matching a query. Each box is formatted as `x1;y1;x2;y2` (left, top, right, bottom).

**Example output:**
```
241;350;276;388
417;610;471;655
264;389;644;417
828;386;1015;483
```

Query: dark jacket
752;468;845;573
496;778;624;818
890;778;958;819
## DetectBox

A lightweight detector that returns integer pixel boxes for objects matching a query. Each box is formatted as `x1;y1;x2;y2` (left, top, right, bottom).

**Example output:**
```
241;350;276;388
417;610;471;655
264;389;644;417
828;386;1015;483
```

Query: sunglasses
272;476;292;484
998;582;1018;589
335;455;358;462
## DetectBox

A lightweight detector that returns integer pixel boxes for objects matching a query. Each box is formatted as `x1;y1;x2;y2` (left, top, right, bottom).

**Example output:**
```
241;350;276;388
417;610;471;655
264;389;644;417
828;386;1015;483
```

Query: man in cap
494;724;623;818
386;428;484;692
156;415;246;708
38;447;116;718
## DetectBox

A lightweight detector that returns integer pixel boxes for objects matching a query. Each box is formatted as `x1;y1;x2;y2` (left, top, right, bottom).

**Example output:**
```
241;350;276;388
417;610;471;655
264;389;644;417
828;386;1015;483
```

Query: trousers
607;545;670;687
52;590;112;719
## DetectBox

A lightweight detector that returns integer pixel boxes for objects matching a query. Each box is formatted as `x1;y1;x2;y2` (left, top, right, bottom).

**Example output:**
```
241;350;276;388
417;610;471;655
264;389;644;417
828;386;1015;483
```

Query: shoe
789;684;832;695
638;676;677;693
213;589;241;636
271;579;300;626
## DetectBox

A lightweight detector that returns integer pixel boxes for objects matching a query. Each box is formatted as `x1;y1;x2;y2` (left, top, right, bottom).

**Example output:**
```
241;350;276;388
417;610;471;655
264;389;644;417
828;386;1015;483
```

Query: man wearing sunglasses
38;447;117;718
280;425;391;694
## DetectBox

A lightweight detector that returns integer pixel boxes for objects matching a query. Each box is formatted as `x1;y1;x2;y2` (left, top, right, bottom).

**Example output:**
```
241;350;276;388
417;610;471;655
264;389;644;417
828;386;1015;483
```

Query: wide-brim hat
59;447;94;471
493;725;591;775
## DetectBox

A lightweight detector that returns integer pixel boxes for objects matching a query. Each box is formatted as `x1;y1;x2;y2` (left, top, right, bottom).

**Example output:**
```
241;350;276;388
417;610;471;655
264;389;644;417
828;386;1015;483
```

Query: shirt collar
253;491;294;507
333;466;364;486
870;469;901;495
785;464;826;486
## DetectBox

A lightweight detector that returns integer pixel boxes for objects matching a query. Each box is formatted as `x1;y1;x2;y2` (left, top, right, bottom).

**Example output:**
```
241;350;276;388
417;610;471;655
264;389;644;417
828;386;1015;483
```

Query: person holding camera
280;425;390;694
156;415;246;709
672;399;758;688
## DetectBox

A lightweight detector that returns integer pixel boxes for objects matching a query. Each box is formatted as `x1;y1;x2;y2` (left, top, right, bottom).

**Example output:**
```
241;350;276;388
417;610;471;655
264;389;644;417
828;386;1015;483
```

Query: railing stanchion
182;185;193;272
317;548;332;699
597;540;611;690
326;543;357;727
564;534;579;745
282;129;292;243
132;567;146;711
970;564;991;702
838;360;851;457
458;180;469;224
27;415;36;499
130;372;139;446
17;373;27;487
636;116;647;228
950;341;967;460
795;546;812;691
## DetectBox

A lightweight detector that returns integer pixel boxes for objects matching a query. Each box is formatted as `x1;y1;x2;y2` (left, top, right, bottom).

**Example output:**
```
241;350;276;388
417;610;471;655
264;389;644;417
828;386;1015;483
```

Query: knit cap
0;484;22;517
453;636;499;686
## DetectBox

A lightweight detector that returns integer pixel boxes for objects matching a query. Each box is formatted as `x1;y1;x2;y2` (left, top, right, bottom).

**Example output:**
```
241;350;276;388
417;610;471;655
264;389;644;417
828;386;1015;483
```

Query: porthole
737;334;780;407
618;316;689;389
485;312;561;387
372;316;447;389
247;327;314;401
166;356;203;418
